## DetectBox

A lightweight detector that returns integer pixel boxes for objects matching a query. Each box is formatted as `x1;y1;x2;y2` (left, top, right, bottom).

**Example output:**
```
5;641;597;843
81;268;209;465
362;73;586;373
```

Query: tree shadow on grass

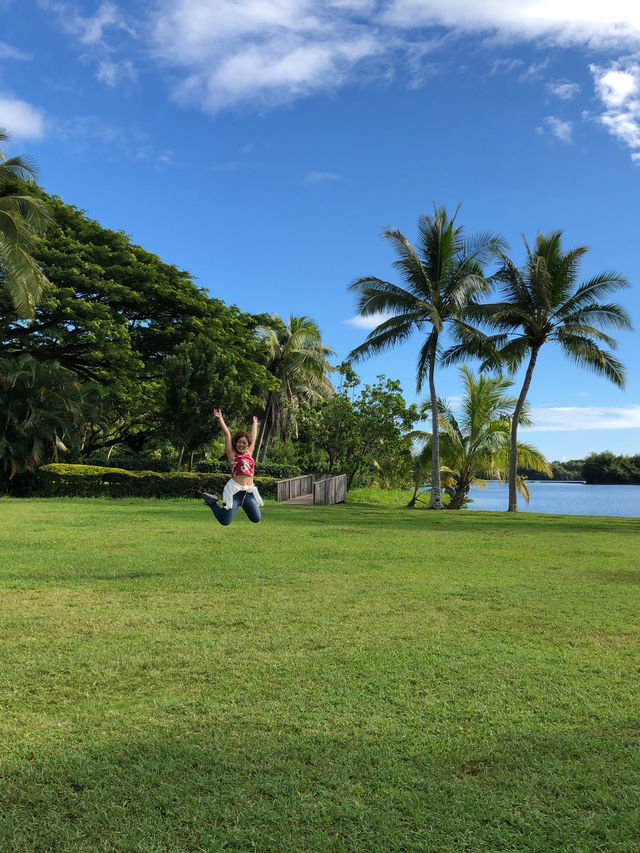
2;720;639;852
269;502;640;537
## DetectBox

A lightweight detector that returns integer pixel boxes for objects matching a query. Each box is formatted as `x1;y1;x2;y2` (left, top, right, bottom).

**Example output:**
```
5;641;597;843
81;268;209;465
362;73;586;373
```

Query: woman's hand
214;409;222;420
252;415;259;424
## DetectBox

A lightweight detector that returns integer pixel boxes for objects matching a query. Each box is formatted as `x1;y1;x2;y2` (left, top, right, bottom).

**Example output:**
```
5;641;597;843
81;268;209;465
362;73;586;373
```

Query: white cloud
346;312;395;330
523;405;640;432
0;95;45;139
382;1;640;49
145;0;640;114
542;115;574;142
38;0;640;161
590;60;640;158
548;80;580;99
592;64;639;106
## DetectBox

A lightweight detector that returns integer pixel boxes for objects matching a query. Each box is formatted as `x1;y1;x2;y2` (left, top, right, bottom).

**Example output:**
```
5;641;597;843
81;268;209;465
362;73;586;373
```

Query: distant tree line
520;453;640;485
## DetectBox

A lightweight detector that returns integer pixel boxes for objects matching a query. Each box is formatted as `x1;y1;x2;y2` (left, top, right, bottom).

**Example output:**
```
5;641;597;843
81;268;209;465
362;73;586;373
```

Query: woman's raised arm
214;409;234;462
248;415;259;455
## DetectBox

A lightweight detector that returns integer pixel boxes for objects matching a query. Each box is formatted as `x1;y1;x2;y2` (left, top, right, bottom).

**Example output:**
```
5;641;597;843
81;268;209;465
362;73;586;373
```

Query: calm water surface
465;480;640;517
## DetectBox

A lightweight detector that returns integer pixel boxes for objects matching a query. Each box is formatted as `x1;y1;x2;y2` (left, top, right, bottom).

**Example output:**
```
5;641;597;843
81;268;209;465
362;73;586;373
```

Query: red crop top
232;453;255;477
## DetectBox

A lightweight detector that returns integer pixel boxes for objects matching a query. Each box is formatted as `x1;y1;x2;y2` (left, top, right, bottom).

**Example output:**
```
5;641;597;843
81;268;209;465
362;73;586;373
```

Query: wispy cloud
346;312;394;330
38;0;137;86
0;94;45;139
147;1;640;114
37;0;640;174
39;0;133;45
539;115;574;142
523;405;640;432
548;80;580;99
96;57;137;87
304;170;343;184
0;41;31;61
53;115;172;165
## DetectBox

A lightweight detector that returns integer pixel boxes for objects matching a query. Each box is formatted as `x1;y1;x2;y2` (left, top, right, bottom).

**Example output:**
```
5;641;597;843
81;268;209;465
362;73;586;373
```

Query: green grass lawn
1;497;639;852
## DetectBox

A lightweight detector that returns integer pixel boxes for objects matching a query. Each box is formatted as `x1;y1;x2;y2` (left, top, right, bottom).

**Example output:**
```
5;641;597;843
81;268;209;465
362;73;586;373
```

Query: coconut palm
432;366;550;508
255;314;335;462
460;231;632;511
0;354;91;478
348;206;505;508
0;129;50;317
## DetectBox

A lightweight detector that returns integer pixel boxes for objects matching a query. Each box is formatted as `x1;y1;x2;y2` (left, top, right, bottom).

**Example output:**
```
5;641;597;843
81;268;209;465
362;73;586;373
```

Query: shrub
194;461;301;479
84;455;175;473
35;464;278;499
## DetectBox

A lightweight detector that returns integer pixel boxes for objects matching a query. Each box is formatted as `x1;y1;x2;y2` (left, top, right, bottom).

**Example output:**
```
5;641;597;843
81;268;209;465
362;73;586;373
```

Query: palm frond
558;336;627;387
348;311;425;363
556;271;630;316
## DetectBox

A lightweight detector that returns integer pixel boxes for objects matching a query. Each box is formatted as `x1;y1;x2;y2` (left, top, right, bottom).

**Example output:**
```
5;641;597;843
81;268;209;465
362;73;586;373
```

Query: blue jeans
208;491;261;526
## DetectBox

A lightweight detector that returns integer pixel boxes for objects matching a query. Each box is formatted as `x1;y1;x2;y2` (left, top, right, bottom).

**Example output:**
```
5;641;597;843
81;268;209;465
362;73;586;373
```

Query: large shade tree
0;190;273;456
255;314;335;462
0;129;50;317
348;206;505;508
458;231;632;511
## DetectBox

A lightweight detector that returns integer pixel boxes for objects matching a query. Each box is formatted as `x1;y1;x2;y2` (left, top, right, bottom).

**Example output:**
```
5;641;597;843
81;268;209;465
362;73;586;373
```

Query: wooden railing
313;474;347;506
276;474;313;502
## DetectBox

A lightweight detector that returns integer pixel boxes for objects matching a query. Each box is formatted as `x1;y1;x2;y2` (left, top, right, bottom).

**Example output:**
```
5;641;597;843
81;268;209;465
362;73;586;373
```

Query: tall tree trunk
256;391;274;462
256;392;277;463
508;347;540;512
407;482;421;507
428;345;443;509
189;450;194;472
176;445;184;471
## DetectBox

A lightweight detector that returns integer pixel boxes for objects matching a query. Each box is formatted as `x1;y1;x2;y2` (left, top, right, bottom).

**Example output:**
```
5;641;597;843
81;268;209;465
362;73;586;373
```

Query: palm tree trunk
508;347;540;512
256;393;273;462
257;392;277;463
428;346;443;509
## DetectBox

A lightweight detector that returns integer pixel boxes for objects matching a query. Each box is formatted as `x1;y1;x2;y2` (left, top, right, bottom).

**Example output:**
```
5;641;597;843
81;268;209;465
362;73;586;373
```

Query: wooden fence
313;474;347;506
276;474;313;502
275;473;347;506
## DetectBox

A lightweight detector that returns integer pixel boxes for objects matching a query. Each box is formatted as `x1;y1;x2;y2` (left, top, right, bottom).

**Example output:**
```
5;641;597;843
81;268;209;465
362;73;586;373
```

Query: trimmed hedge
36;464;278;499
85;456;174;473
194;461;301;478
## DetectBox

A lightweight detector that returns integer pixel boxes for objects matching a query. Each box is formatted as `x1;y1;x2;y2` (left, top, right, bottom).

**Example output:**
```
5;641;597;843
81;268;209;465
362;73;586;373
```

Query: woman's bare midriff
232;475;253;486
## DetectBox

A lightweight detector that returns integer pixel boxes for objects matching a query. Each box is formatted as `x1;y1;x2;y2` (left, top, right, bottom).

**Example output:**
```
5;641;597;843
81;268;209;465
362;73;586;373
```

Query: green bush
194;461;301;479
36;464;278;499
84;455;175;473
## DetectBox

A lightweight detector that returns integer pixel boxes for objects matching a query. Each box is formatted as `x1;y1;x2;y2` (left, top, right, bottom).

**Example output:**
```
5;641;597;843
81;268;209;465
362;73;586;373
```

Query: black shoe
202;492;219;505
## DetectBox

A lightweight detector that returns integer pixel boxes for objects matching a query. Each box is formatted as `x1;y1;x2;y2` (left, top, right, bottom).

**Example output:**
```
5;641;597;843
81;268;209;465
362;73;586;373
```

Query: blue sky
2;0;639;462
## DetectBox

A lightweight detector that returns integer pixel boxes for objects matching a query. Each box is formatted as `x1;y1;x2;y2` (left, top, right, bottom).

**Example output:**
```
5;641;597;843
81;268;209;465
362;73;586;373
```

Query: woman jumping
202;410;263;525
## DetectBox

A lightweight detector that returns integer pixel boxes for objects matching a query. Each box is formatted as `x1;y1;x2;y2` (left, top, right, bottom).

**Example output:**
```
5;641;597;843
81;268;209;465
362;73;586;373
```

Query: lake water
465;480;640;518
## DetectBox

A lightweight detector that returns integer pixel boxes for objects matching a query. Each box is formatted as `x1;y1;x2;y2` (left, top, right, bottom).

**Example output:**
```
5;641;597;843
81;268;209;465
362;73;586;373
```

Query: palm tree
255;314;335;462
431;366;550;508
472;231;632;511
348;206;505;508
0;128;50;317
0;354;90;478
